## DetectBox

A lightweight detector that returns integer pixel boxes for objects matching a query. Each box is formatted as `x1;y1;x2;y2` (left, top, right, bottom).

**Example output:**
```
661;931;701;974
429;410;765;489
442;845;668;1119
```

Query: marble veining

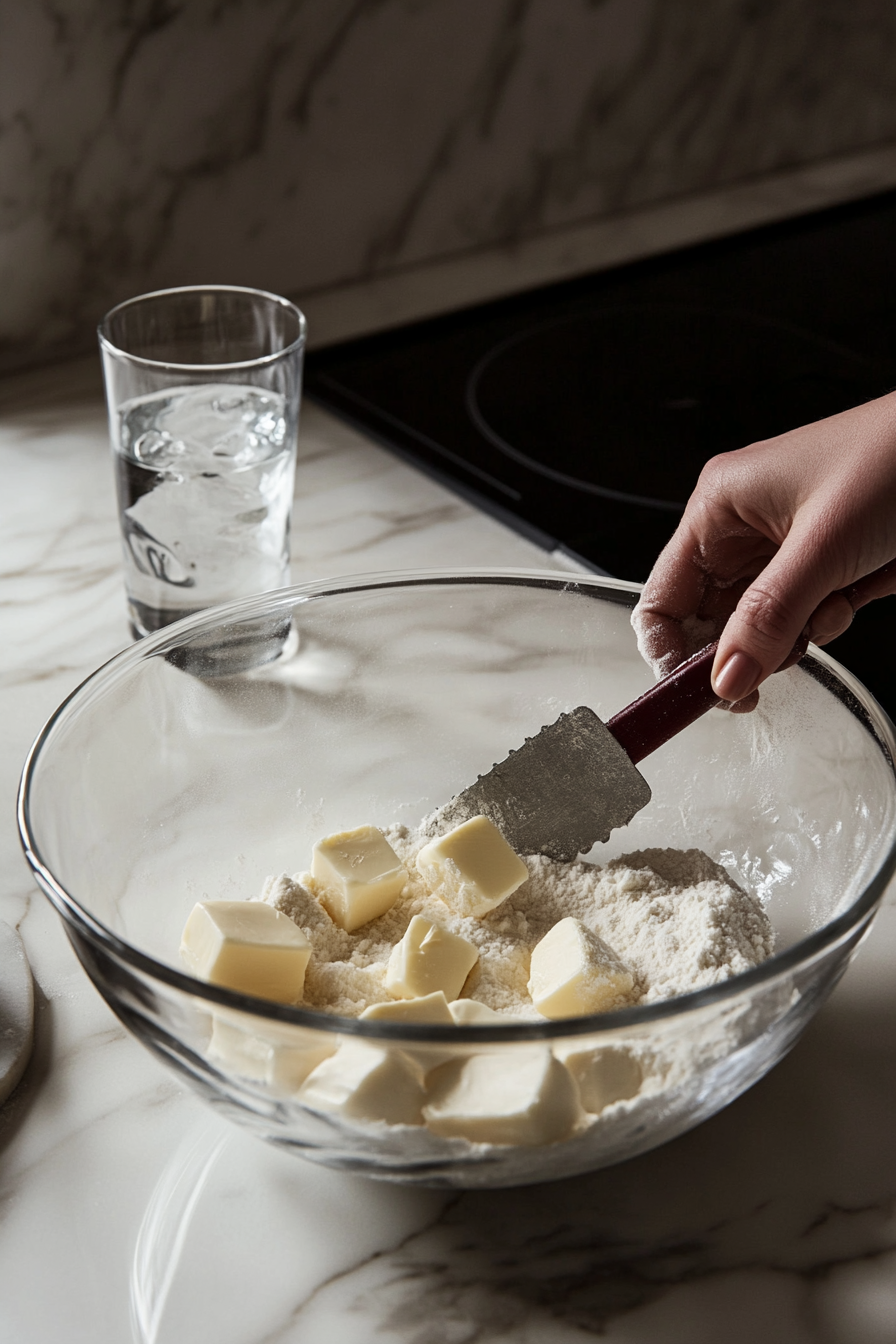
2;359;896;1340
5;1;896;368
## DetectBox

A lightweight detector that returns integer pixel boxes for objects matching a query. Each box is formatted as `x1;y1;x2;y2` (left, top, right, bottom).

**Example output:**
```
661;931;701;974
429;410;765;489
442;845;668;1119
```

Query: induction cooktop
305;189;896;716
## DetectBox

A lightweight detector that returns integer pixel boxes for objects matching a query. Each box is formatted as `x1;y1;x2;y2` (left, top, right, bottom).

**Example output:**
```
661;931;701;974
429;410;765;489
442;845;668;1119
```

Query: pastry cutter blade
434;642;720;861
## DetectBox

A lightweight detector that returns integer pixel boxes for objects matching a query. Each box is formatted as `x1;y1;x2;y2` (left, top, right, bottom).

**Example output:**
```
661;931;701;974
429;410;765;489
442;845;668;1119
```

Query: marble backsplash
4;0;896;371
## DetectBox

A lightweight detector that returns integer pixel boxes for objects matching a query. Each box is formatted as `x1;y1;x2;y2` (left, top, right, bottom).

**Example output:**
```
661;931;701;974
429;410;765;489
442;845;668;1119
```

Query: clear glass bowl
17;571;896;1187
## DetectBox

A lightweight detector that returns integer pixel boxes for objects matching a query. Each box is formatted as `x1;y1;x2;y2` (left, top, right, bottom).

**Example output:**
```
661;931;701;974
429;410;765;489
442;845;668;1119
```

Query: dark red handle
607;642;720;765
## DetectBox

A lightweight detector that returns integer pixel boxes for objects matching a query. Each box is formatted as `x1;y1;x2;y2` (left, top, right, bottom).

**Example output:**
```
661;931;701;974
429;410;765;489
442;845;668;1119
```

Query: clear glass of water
99;286;306;658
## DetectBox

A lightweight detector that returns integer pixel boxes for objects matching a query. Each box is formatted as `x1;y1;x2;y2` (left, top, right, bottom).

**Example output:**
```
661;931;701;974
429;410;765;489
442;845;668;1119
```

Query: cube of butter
448;999;518;1026
361;991;454;1024
555;1043;643;1114
298;1039;424;1126
208;1016;271;1082
415;815;528;918
528;917;634;1019
362;992;456;1073
386;915;479;1001
311;825;407;932
208;1013;337;1092
422;1046;580;1145
269;1038;340;1094
180;901;311;1004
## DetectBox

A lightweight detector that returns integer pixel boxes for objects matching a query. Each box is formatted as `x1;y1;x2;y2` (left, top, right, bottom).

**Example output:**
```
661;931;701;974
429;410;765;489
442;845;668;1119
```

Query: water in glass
112;383;295;636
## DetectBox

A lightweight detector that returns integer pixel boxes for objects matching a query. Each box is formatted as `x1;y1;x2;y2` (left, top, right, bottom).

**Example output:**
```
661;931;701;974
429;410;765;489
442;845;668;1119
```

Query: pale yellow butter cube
422;1046;580;1145
180;901;311;1004
269;1039;340;1094
362;992;456;1073
386;915;479;1001
448;999;519;1026
208;1016;271;1082
528;917;634;1019
297;1039;424;1125
361;991;454;1024
555;1044;643;1114
208;1013;337;1092
311;825;407;932
415;815;528;918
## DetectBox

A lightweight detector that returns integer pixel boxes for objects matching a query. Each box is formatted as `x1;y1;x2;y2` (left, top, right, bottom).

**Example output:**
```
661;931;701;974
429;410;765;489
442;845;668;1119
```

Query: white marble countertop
2;360;896;1344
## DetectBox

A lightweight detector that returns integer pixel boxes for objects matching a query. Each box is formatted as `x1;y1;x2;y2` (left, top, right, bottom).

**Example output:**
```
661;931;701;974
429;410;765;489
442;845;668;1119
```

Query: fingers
712;648;764;702
631;525;719;679
805;592;854;646
630;608;691;681
726;689;760;714
631;608;720;681
843;557;896;610
711;527;841;701
633;396;896;706
713;557;896;697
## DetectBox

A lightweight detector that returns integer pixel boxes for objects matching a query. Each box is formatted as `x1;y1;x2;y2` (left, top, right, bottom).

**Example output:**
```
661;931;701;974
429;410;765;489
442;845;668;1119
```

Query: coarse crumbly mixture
259;825;775;1019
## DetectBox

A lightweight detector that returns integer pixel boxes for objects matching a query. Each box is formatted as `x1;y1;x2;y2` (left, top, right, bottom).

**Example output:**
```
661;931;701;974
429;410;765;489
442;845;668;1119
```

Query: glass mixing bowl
18;571;896;1187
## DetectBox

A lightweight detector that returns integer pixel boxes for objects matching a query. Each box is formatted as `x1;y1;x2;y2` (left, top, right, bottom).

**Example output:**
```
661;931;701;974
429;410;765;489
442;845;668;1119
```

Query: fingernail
712;651;762;702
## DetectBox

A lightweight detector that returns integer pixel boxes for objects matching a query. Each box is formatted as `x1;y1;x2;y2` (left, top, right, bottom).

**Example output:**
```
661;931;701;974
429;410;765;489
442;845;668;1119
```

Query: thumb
711;532;839;702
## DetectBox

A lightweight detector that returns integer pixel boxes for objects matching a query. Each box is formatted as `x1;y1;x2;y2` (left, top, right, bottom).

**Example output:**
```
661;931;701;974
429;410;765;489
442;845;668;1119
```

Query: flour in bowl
259;826;774;1018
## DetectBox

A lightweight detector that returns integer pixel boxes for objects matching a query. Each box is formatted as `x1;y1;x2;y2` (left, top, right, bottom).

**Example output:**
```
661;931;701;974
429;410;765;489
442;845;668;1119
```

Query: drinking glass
99;286;306;652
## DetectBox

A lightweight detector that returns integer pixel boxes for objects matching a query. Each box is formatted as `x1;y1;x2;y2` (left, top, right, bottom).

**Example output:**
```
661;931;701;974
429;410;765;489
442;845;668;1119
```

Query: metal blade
432;706;651;861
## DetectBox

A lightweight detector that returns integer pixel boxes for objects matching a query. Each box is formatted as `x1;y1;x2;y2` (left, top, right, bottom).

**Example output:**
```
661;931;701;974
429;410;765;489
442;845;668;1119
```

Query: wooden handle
607;641;720;765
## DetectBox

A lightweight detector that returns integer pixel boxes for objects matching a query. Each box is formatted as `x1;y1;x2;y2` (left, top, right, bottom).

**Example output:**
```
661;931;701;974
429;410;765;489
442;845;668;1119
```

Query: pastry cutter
434;641;721;861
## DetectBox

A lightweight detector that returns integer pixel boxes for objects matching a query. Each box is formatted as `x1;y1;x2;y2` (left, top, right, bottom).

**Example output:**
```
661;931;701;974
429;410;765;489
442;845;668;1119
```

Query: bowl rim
17;566;896;1045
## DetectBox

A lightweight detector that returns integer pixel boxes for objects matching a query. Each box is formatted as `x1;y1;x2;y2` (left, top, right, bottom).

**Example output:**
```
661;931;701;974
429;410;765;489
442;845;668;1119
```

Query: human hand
631;390;896;711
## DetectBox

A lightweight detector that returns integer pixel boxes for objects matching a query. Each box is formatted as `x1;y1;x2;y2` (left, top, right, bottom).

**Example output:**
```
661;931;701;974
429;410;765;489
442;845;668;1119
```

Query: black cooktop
306;190;896;716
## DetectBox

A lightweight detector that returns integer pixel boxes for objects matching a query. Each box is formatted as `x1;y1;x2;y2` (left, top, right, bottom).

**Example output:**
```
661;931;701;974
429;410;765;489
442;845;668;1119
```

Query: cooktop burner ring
466;304;879;512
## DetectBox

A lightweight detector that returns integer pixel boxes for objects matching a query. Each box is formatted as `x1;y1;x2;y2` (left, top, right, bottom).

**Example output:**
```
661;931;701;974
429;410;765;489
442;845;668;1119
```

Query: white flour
260;826;774;1019
631;608;719;681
